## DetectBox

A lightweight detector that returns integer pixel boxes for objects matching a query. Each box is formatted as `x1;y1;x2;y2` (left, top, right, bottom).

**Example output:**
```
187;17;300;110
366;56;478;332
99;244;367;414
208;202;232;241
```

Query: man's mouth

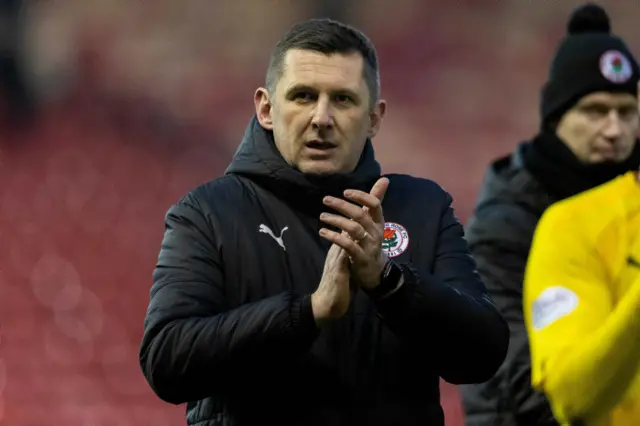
305;140;337;151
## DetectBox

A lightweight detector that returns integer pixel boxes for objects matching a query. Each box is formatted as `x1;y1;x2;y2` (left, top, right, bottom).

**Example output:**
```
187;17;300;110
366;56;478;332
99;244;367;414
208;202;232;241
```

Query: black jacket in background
459;144;559;426
139;117;509;426
460;133;640;426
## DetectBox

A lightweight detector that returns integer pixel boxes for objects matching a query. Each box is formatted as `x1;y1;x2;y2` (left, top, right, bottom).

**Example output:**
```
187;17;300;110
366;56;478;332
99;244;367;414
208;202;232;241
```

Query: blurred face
254;49;386;174
556;91;639;163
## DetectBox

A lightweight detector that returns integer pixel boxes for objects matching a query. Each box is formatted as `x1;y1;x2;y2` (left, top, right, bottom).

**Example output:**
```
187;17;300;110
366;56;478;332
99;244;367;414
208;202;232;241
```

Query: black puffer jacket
139;116;509;426
459;143;559;426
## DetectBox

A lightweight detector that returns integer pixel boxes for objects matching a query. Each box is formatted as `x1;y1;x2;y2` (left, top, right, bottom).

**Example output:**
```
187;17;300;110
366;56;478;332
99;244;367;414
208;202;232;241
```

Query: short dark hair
265;18;380;105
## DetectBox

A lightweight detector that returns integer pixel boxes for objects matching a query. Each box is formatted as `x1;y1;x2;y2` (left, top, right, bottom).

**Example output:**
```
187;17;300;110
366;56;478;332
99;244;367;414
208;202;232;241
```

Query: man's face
556;91;639;163
254;49;386;175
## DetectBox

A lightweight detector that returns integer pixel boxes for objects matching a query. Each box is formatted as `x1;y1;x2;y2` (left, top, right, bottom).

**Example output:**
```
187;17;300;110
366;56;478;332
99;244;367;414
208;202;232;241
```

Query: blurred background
1;1;639;424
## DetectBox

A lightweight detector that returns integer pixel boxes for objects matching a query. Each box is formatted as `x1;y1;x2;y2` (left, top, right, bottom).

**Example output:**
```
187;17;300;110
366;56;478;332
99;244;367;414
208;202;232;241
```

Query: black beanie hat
541;3;639;126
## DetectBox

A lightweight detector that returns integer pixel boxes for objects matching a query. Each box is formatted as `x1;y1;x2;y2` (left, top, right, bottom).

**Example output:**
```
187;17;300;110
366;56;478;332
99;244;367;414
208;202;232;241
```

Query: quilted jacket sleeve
139;194;319;404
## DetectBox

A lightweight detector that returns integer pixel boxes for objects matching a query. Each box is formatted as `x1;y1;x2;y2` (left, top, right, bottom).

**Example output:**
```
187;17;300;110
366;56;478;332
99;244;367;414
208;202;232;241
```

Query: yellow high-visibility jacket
524;171;640;426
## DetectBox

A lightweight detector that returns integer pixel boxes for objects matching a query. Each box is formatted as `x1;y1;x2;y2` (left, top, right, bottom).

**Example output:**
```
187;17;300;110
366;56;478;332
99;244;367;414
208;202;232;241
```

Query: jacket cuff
290;294;320;336
373;264;419;320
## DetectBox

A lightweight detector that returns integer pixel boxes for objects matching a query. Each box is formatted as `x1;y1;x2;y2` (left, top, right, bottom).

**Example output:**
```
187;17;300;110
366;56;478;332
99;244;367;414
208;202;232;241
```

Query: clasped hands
311;177;390;324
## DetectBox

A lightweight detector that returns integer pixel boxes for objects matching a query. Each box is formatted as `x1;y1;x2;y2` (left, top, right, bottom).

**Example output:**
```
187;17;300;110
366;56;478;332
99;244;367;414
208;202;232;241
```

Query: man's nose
602;110;622;140
311;96;333;128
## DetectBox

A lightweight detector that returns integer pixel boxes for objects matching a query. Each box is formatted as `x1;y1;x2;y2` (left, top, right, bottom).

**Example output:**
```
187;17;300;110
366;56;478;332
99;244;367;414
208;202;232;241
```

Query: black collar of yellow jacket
225;115;382;214
523;131;640;201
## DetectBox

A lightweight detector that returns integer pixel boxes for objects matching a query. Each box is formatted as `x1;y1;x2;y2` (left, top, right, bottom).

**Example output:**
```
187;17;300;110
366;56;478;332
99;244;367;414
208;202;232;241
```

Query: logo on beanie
600;50;632;83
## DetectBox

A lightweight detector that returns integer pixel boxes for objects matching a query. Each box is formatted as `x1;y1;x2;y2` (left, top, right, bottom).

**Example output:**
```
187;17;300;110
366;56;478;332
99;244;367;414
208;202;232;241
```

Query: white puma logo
258;224;288;251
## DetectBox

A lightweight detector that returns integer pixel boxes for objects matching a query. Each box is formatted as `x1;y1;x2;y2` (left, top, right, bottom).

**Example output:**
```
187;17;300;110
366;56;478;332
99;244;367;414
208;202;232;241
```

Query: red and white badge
381;222;409;258
600;50;632;84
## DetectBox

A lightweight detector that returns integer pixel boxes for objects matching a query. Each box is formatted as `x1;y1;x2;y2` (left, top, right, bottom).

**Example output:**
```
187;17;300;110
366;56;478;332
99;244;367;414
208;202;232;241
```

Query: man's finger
320;213;367;240
342;189;384;225
323;196;377;233
370;177;390;202
319;228;367;263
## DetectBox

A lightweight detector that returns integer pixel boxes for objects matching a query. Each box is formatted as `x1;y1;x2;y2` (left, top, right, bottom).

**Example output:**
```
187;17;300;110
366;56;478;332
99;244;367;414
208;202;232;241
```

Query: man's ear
367;99;386;138
255;87;274;130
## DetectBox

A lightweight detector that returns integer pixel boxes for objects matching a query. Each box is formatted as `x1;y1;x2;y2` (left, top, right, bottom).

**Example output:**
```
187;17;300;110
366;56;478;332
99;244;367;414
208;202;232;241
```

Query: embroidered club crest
599;50;632;83
381;222;409;258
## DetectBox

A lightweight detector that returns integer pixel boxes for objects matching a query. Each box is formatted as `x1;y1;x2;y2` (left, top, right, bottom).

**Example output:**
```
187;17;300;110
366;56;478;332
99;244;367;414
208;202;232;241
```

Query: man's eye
619;107;639;120
294;92;314;101
582;105;609;117
334;95;351;104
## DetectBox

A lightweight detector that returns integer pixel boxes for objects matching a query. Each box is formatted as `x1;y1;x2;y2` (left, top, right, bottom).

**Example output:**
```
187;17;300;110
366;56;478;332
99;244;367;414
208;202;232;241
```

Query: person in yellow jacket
462;4;640;425
524;170;640;425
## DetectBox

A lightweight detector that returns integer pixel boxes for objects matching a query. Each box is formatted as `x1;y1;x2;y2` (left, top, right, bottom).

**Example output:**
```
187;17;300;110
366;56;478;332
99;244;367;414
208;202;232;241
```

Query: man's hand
311;243;352;326
318;177;390;289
